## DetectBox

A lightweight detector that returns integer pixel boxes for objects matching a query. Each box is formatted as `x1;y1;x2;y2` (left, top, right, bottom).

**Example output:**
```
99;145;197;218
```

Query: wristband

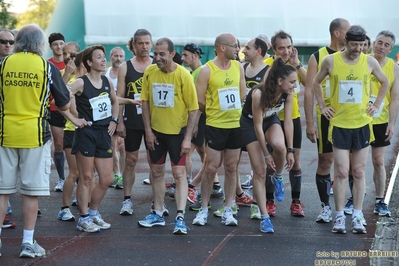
264;154;272;159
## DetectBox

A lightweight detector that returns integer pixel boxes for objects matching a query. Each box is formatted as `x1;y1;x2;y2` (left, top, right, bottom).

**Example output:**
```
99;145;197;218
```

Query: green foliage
16;0;57;30
0;0;17;29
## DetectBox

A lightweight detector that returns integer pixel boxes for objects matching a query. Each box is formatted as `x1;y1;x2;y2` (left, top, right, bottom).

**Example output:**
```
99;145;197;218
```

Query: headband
345;32;366;42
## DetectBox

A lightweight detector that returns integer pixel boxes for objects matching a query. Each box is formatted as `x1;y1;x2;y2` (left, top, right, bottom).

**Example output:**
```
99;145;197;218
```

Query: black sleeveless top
124;60;145;130
242;87;288;120
76;75;112;127
243;63;269;89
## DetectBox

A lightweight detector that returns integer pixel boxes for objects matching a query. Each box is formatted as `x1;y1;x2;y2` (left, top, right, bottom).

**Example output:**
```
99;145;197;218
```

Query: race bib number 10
152;83;174;108
218;87;240;111
89;94;111;121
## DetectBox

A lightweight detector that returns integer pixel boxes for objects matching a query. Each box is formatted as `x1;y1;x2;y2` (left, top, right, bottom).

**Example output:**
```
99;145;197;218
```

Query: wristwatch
111;117;120;124
295;62;303;70
287;148;295;153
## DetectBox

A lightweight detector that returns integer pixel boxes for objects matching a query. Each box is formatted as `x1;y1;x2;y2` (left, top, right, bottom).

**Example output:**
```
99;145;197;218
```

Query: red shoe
235;191;253;207
290;200;305;217
266;201;277;217
187;187;197;204
2;214;16;229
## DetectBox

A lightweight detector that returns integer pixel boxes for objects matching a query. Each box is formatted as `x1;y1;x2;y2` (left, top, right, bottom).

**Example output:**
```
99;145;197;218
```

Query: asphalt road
1;93;399;266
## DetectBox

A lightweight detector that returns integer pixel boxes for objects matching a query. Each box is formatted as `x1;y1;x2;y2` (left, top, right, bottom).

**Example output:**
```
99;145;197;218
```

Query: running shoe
120;199;133;215
143;178;151;185
165;183;176;198
343;198;354;215
211;186;224;198
19;240;46;258
150;202;169;216
110;174;118;187
54;179;64;192
57;208;75;221
260;217;274;233
316;205;332;223
187;187;198;204
235;191;253;207
173;216;187;235
374;201;391;217
271;175;285;201
266;201;277;217
138;212;165;227
221;208;238;226
91;214;111;229
71;198;78;206
332;216;346;234
351;216;367;234
115;175;123;189
192;209;208;226
7;203;12;214
76;218;101;233
2;214;16;228
213;204;239;217
290;200;305;217
250;204;261;219
241;174;253;189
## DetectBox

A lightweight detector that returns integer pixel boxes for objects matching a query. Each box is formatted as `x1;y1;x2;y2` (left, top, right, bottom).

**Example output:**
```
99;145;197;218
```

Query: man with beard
314;25;389;234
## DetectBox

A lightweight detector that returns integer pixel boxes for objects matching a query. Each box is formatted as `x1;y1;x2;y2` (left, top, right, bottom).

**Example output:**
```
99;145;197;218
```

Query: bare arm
107;77;119;136
304;54;318;143
368;57;389;113
385;64;399;141
195;65;210;113
181;110;197;156
239;63;247;102
313;56;334;119
283;93;295;171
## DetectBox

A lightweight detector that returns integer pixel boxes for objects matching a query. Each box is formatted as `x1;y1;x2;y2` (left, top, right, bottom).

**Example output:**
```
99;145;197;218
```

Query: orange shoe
187;187;197;204
290;200;305;217
266;201;277;217
235;191;253;207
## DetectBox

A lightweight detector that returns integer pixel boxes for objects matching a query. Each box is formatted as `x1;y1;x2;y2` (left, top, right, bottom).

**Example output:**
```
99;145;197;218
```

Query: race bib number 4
218;87;240;111
338;80;362;104
152;83;174;108
89;94;111;121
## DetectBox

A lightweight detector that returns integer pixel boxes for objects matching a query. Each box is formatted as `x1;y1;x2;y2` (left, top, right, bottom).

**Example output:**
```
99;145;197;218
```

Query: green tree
0;0;17;29
16;0;57;30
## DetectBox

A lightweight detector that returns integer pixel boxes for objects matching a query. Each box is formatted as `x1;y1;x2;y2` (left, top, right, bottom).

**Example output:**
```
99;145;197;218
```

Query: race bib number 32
89;94;111;121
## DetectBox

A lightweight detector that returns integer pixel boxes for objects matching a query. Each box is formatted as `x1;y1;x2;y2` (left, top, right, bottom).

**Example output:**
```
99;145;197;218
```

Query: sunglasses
0;39;15;45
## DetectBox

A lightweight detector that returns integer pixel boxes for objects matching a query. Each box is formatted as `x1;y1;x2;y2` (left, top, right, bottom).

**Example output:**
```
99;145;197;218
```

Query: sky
7;0;30;13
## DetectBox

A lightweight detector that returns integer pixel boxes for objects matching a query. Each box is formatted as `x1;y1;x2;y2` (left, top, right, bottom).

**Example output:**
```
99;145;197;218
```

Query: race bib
294;80;300;94
134;93;142;115
264;103;285;118
369;95;384;118
89;94;111;121
338;80;362;104
324;77;330;98
152;83;174;108
218;87;240;111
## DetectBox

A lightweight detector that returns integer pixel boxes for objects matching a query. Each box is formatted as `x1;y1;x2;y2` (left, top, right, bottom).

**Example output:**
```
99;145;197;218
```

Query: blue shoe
138;212;165;228
272;176;285;201
260;218;274;233
7;204;12;214
173;217;187;235
343;198;353;215
374;201;391;217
